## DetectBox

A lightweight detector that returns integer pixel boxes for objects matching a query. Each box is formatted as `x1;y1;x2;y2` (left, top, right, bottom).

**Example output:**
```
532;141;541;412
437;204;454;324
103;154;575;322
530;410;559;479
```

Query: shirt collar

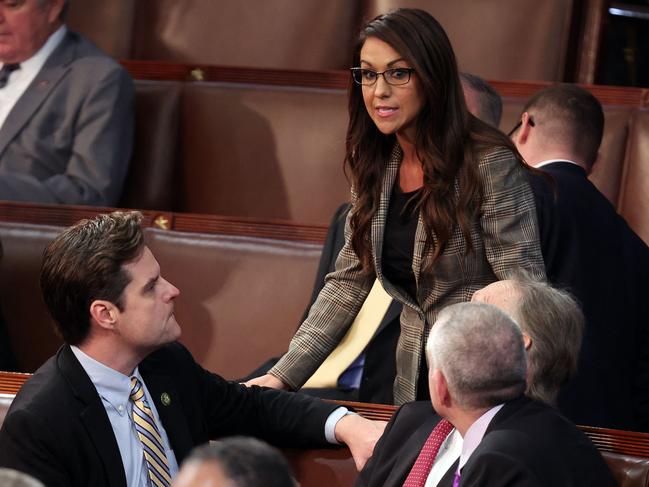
2;25;66;74
535;159;581;169
71;345;139;409
457;403;504;470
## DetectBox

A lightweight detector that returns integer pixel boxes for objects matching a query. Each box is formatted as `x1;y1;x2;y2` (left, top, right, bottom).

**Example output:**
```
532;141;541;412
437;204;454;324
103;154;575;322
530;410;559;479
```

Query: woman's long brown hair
346;8;524;274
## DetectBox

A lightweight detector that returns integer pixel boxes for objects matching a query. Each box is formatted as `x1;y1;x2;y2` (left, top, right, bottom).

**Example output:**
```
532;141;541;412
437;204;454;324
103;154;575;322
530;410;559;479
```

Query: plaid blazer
271;145;545;404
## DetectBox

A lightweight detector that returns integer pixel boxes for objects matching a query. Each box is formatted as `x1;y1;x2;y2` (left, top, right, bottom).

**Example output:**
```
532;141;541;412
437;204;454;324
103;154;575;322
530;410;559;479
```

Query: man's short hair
37;0;69;22
426;302;527;409
184;437;295;487
460;72;503;127
0;468;44;487
40;211;145;345
506;275;584;405
522;84;604;169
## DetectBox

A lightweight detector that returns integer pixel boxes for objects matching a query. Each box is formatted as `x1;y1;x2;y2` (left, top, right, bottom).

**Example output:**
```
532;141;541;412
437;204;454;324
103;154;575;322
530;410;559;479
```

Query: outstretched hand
243;373;288;390
334;414;387;471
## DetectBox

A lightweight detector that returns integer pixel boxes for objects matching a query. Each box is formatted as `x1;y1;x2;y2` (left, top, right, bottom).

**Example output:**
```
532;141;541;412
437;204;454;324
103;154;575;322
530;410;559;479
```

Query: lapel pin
38;80;50;88
161;392;171;406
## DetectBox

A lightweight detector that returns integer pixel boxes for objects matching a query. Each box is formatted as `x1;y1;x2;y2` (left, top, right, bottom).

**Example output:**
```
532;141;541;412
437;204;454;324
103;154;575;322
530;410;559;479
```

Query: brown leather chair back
603;452;649;487
0;223;62;372
618;109;649;245
67;0;136;59
146;228;321;379
178;82;350;224
119;80;182;211
365;0;575;81
131;0;359;70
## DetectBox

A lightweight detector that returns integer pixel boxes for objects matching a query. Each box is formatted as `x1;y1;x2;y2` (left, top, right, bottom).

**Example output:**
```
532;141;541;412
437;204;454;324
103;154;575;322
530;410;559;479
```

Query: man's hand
334;414;387;471
243;373;288;390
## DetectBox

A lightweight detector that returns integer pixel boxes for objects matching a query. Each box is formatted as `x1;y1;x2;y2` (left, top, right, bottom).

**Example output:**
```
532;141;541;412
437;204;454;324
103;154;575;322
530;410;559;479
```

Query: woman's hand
243;373;288;390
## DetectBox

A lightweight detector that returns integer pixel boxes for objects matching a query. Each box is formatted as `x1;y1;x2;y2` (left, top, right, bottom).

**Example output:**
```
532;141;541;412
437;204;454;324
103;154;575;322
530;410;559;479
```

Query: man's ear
516;112;533;145
46;0;66;24
433;369;452;408
523;333;533;351
89;300;118;331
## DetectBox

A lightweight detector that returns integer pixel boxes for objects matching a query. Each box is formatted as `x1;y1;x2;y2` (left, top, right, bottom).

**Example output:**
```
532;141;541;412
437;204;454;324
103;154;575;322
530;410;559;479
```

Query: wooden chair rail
0;201;328;244
119;60;649;107
2;371;649;458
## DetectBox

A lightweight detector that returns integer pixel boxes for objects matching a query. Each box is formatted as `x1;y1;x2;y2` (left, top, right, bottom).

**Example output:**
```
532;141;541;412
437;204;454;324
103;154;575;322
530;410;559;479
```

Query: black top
381;184;420;301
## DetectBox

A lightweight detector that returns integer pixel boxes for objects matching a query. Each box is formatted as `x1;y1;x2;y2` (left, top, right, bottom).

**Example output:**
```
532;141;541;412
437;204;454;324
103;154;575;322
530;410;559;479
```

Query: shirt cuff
324;406;352;444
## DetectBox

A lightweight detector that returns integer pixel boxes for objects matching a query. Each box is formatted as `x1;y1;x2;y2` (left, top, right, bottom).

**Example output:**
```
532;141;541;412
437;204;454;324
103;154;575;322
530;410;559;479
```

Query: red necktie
403;418;454;487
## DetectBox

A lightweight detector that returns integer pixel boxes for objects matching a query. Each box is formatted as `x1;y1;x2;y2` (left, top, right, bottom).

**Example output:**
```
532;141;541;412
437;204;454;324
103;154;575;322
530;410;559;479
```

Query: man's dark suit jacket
357;397;616;487
0;343;338;487
245;203;402;404
531;161;649;431
0;30;133;206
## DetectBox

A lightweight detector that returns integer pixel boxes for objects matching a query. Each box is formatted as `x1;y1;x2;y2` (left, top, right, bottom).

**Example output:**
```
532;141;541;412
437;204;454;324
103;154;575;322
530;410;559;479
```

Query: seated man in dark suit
0;211;384;487
358;301;616;487
510;84;649;431
0;0;133;206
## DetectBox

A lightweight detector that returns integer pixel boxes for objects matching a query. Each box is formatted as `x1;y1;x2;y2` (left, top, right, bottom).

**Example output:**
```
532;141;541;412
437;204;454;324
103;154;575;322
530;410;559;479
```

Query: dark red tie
403;418;454;487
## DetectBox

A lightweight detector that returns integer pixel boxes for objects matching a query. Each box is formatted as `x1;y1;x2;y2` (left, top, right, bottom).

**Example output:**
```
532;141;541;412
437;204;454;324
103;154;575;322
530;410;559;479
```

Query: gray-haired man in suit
0;0;133;206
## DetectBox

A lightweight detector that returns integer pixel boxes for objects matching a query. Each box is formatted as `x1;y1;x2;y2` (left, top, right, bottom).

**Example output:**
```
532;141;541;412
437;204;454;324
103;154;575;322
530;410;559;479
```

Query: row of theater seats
122;64;649;245
67;0;600;82
1;368;649;487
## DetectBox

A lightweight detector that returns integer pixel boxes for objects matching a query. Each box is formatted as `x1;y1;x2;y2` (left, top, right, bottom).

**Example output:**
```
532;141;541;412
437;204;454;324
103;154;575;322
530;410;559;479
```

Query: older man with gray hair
358;302;615;487
472;275;584;406
0;0;133;205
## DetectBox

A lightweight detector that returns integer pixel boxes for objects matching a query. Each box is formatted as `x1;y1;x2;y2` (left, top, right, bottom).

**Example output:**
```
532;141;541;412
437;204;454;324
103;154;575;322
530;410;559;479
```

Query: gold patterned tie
130;377;172;487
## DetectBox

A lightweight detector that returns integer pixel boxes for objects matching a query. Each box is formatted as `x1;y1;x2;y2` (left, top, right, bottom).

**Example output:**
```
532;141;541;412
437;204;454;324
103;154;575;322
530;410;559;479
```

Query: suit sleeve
174;343;339;448
270;193;374;390
0;62;134;206
0;407;72;487
478;148;545;280
299;202;351;324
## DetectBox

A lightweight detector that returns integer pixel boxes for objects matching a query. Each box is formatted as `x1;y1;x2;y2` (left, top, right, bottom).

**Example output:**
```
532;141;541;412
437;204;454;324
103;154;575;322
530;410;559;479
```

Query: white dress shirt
0;25;67;128
71;347;179;487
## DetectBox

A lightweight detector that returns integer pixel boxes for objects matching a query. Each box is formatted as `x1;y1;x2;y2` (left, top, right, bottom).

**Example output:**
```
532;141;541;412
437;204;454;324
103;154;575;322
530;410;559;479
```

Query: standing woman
249;9;544;405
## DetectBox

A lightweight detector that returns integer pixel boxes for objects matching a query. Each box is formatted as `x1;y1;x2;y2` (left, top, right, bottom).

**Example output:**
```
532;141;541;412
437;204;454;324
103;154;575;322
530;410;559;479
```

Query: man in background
511;84;649;431
0;0;133;206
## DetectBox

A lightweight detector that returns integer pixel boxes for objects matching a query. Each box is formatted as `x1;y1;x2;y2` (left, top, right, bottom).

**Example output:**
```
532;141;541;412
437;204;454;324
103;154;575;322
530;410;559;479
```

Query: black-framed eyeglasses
507;117;535;137
350;67;415;86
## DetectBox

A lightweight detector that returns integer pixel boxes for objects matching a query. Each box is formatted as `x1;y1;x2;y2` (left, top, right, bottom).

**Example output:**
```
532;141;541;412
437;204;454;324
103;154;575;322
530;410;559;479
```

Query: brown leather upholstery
0;220;323;377
119;80;182;211
131;0;360;70
0;223;62;372
178;82;350;224
603;452;649;487
618;109;649;245
67;0;136;59
590;107;635;206
365;0;575;81
147;228;321;379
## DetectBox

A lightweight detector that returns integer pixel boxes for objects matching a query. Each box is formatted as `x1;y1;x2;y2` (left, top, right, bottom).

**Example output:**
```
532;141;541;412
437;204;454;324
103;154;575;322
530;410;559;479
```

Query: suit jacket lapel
372;144;422;311
0;31;76;156
384;417;438;486
58;346;127;487
141;369;194;465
